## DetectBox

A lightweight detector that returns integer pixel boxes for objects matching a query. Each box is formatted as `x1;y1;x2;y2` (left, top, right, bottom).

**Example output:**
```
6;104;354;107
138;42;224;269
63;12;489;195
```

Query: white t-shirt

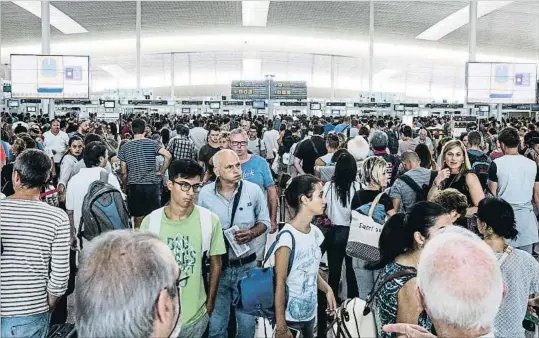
189;127;208;154
43;130;69;163
323;181;361;226
66;167;122;235
273;224;324;322
263;129;280;160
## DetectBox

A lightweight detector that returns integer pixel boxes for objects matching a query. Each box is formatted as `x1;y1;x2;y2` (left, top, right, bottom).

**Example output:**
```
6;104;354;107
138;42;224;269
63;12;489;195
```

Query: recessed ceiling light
242;1;270;27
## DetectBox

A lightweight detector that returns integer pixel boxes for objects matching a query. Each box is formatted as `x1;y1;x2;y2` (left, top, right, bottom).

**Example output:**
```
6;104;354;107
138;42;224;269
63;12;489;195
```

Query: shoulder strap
366;269;416;306
230;181;243;226
399;175;422;193
429;170;438;186
368;192;384;218
309;138;319;157
263;229;296;275
148;207;166;235
99;170;109;184
197;206;213;254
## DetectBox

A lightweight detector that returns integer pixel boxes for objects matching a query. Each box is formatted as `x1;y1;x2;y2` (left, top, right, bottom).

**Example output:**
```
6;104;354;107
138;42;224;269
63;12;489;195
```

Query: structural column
330;55;335;100
41;1;53;119
170;53;175;98
368;0;375;95
136;0;141;92
468;0;477;62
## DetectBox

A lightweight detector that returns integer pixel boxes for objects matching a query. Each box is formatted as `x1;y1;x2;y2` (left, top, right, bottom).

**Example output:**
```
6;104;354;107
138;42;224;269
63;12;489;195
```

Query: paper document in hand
224;225;250;257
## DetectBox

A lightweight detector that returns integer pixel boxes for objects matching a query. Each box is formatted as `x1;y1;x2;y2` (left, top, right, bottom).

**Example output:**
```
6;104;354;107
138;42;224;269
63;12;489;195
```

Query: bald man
198;150;270;338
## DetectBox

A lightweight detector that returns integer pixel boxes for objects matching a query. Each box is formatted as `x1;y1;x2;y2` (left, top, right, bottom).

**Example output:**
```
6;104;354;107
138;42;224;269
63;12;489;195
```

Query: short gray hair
369;130;388;151
75;230;178;338
14;149;51;189
230;128;248;140
417;228;502;332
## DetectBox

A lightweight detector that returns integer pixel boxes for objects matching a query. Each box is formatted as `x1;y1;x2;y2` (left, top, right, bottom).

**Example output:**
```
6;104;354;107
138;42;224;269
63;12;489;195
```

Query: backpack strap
263;230;296;275
99;170;109;184
399;175;422;194
368;192;384;218
148;207;166;236
197;206;213;255
428;170;438;187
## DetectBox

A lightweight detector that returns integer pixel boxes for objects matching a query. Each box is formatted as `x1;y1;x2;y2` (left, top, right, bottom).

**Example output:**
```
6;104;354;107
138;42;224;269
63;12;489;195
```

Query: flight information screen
467;62;537;104
11;54;90;99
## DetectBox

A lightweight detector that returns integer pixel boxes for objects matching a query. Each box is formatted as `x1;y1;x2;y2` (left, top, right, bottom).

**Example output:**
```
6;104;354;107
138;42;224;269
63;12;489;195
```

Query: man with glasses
75;230;182;338
141;159;226;338
198;149;270;338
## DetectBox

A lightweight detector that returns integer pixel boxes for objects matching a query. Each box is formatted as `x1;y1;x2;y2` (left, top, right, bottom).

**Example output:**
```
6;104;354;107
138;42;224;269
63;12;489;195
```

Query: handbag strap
367;192;384;218
366;269;417;308
263;230;296;276
230;180;243;227
497;245;513;266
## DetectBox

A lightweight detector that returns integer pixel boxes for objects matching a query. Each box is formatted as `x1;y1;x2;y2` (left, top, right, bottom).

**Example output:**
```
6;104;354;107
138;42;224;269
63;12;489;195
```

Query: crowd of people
1;110;538;338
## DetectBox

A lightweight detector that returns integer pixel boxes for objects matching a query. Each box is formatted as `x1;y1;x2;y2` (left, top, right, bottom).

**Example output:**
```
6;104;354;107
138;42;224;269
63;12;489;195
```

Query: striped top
118;138;162;185
1;199;70;317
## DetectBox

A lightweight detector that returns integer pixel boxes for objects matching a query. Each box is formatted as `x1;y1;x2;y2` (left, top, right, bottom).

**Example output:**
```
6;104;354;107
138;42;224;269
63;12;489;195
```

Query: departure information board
270;81;307;100
231;81;268;100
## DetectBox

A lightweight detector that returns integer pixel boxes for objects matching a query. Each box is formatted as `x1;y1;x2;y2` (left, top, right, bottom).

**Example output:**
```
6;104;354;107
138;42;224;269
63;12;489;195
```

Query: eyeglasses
171;180;203;193
231;141;248;147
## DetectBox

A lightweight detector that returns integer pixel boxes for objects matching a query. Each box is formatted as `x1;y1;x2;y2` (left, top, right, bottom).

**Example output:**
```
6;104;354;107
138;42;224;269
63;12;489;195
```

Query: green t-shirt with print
141;206;226;327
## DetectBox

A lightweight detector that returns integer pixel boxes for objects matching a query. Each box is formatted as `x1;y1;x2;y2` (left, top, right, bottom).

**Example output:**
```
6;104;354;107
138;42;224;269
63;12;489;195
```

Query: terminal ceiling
1;1;538;97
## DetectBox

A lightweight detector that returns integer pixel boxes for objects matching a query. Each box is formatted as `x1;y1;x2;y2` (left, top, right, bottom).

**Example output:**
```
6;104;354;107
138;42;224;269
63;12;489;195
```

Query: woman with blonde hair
428;140;484;215
350;156;396;299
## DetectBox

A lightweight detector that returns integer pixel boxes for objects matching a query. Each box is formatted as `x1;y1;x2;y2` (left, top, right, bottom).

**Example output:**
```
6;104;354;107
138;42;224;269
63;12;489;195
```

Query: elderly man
75;230;181;338
43;119;69;179
384;227;504;338
414;128;434;154
198;149;270;338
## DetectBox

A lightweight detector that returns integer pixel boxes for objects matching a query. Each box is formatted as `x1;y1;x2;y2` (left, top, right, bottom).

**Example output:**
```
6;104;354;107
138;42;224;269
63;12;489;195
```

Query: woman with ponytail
476;197;539;338
369;202;452;338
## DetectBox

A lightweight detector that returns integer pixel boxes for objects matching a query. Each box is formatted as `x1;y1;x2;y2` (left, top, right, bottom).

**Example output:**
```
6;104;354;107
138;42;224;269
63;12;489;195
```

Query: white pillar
330;55;335;100
170;53;175;98
136;0;141;91
41;1;54;119
368;0;375;95
468;0;477;62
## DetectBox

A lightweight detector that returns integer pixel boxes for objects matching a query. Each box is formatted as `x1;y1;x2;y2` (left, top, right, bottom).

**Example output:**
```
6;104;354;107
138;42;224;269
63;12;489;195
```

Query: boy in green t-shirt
141;159;226;338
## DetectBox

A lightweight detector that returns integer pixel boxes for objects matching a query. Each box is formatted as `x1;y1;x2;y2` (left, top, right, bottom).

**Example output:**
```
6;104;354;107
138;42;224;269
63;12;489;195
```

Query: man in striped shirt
119;118;172;229
1;149;70;338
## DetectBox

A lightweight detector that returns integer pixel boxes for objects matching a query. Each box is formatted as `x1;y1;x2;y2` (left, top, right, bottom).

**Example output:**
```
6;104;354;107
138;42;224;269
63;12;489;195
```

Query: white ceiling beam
416;1;513;41
12;1;87;34
242;1;270;27
373;69;401;82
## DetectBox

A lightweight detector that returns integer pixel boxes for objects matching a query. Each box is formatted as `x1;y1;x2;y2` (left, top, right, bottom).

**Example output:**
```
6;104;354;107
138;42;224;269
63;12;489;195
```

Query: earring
418;243;424;249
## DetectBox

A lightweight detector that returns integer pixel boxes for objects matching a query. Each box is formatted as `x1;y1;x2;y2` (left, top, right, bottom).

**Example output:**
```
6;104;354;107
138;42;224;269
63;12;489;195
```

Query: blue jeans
1;312;50;338
287;318;315;338
209;261;257;338
352;257;380;301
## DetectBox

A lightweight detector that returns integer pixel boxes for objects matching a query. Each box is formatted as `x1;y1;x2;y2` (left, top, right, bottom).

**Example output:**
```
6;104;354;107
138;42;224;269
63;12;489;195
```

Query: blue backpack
357;193;386;225
234;230;295;319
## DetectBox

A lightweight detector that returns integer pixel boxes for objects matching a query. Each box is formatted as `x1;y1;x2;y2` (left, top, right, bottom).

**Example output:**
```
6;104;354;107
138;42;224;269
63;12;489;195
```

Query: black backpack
78;171;130;248
398;170;438;207
468;152;491;193
387;131;399;155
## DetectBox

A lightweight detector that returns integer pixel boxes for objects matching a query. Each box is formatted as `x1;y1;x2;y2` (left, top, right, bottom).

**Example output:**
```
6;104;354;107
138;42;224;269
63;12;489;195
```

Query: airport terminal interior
1;1;539;338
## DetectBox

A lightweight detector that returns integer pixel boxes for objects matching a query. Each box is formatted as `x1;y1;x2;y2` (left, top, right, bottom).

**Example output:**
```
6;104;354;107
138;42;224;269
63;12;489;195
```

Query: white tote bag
346;193;384;262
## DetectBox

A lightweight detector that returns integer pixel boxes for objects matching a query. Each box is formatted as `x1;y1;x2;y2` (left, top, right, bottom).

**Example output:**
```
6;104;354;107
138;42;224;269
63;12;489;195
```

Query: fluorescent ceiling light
99;64;131;79
242;1;270;27
416;1;513;41
12;1;88;34
374;69;401;82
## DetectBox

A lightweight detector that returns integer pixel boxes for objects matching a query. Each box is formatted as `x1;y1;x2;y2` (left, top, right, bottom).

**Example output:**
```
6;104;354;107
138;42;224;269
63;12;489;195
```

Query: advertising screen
310;103;321;110
26;106;36;113
253;101;265;109
467;62;538;104
181;108;190;113
394;104;405;111
104;101;115;108
8;100;19;107
11;54;90;99
209;102;221;109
